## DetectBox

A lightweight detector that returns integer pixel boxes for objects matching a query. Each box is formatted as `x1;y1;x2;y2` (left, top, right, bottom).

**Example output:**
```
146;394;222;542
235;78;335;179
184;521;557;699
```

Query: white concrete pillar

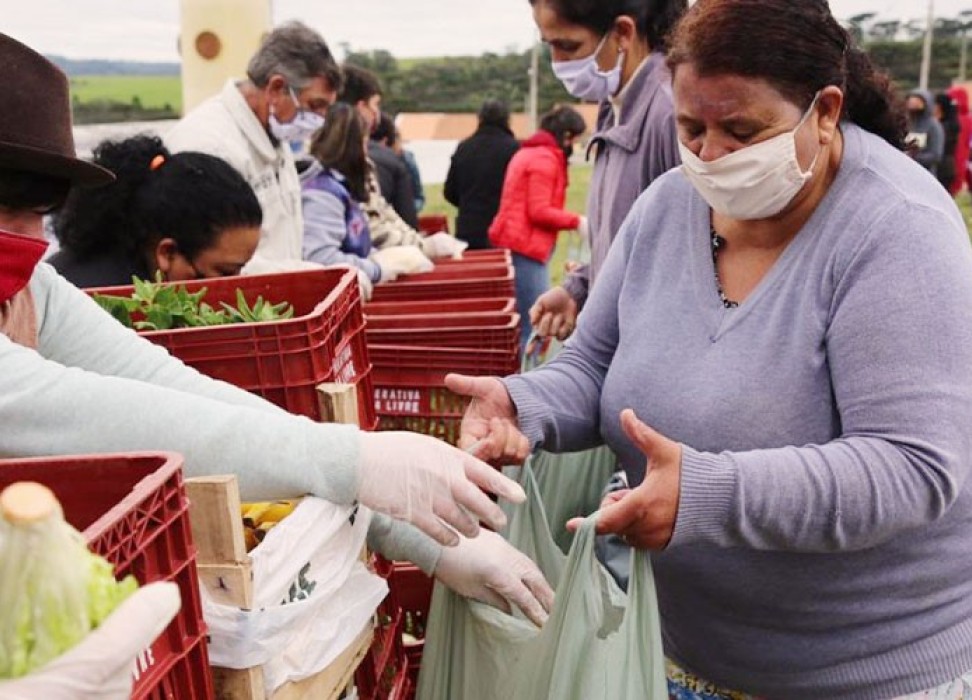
179;0;272;113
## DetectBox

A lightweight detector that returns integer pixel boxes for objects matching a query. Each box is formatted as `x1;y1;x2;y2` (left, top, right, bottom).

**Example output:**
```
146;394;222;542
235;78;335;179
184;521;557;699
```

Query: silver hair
246;21;342;91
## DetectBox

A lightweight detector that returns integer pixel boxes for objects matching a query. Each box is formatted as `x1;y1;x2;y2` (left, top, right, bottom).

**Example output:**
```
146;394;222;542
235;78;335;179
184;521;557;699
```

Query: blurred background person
907;89;944;176
391;123;425;216
370;112;419;228
301;103;430;295
445;99;520;250
50;136;261;287
489;105;587;350
947;86;972;195
934;92;960;193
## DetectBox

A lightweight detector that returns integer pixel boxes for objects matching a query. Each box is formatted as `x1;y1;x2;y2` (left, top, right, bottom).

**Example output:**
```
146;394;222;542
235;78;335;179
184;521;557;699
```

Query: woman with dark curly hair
50;135;262;287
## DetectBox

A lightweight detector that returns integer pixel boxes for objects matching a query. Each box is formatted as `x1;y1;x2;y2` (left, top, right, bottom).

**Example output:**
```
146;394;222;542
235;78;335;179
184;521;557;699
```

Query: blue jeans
511;252;549;351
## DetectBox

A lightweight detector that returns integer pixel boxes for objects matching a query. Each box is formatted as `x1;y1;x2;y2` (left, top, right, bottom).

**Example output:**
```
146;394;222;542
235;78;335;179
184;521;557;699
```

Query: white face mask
269;87;325;142
551;33;624;102
678;93;822;220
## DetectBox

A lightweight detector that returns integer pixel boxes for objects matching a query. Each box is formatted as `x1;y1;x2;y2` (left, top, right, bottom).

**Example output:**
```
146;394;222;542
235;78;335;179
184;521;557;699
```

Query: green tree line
344;46;572;114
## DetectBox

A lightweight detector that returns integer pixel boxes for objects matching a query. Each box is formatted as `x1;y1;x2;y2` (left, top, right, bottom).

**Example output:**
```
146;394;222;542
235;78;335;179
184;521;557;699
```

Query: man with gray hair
166;21;342;273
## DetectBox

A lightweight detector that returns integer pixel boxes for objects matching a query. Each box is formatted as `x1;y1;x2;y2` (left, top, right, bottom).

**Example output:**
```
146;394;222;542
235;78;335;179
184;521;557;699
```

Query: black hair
339;63;382;105
667;0;908;149
371;112;397;145
540;105;587;146
309;102;370;202
0;169;70;212
529;0;687;51
478;100;511;130
53;135;262;262
934;93;957;121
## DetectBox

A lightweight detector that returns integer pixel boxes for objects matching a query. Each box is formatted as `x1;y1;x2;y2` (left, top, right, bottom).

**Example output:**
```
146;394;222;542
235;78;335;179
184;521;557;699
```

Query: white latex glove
576;215;590;242
434;529;555;627
0;582;181;700
355;267;374;302
357;431;526;547
421;232;468;260
371;245;434;282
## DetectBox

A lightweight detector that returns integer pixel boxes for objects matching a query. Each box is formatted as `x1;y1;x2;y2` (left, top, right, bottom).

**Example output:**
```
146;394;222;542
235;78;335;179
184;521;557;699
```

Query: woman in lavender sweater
448;0;972;697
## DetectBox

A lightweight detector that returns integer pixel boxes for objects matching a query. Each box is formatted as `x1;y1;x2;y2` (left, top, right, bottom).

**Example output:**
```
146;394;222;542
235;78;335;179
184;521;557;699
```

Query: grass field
424;163;592;286
69;75;182;111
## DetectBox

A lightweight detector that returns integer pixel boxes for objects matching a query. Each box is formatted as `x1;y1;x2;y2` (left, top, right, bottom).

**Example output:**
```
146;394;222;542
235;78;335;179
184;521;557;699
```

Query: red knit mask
0;229;48;304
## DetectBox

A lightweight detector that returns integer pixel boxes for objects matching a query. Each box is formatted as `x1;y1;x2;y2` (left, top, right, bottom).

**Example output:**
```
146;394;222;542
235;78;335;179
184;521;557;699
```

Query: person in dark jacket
50;135;261;287
907;89;945;175
445;100;521;249
934;92;960;192
370;112;419;228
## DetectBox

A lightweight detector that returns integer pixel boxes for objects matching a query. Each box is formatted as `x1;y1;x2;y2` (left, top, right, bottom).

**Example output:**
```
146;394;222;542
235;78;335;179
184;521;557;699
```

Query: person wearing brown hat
0;34;554;683
165;21;342;275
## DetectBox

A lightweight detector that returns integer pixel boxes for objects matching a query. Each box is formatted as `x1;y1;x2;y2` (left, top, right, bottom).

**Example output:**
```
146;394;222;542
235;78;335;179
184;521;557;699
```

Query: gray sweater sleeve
302;189;382;282
507;190;972;554
16;265;442;569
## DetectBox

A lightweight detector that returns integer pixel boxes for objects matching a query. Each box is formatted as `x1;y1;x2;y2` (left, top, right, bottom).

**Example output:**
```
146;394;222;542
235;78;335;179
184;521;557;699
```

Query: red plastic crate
370;269;515;302
0;452;212;700
370;345;519;444
397;264;511;282
87;269;376;429
366;313;520;351
364;297;515;317
355;609;409;700
434;248;511;265
416;214;449;235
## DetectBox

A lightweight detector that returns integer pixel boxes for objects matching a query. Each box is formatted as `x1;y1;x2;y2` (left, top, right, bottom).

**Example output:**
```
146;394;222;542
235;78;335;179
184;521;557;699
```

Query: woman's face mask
678;93;822;221
269;87;326;142
551;32;624;102
0;229;48;304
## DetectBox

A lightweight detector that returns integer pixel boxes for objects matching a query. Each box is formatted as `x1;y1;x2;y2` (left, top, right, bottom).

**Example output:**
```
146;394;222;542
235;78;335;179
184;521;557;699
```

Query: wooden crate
187;383;374;700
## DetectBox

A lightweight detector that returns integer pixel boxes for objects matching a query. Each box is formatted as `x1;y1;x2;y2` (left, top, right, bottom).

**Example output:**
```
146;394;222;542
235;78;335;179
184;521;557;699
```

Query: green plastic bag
416;463;666;700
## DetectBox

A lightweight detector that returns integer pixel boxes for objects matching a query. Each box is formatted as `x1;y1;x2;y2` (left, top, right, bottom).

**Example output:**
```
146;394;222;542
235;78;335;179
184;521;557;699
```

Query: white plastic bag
202;499;387;693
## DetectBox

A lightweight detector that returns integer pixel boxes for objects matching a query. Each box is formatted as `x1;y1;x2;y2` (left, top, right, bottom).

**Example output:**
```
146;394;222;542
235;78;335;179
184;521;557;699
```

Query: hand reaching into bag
434;529;555;627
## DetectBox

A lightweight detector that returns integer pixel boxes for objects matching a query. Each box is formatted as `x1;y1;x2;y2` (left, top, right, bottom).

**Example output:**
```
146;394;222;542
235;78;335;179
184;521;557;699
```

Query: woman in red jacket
489;105;587;350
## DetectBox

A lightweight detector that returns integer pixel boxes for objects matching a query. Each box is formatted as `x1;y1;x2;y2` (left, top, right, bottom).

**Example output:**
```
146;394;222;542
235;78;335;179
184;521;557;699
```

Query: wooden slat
186;475;249;566
212;664;266;700
271;624;374;700
196;562;254;610
317;382;361;425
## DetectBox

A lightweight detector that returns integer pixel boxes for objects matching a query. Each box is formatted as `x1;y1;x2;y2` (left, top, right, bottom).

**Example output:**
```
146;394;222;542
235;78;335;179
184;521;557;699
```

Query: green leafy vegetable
0;482;138;678
92;273;293;330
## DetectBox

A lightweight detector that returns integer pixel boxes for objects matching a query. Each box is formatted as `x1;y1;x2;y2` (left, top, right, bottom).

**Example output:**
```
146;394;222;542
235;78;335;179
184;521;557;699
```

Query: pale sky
0;0;964;63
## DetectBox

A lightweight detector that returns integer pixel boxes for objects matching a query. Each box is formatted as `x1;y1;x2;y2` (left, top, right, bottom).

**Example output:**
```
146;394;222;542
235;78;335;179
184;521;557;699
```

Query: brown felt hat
0;33;114;187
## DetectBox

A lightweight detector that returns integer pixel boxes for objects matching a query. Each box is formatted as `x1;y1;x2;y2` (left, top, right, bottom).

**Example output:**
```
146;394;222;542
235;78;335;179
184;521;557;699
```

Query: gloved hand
529;286;579;342
434;529;555;627
357;430;526;547
371;245;434;282
444;374;531;466
576;215;590;242
421;232;468;260
0;582;181;700
355;267;374;302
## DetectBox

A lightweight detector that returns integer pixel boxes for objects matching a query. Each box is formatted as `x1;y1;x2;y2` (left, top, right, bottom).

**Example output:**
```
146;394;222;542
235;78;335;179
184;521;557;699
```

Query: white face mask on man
678;93;822;221
551;32;624;102
269;87;325;142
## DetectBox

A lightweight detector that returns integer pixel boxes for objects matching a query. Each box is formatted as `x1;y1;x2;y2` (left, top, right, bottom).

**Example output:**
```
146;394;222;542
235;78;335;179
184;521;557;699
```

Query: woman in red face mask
0;36;553;697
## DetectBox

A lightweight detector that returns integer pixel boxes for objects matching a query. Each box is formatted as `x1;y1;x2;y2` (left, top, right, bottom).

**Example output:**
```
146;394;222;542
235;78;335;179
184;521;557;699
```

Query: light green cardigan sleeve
3;264;441;573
